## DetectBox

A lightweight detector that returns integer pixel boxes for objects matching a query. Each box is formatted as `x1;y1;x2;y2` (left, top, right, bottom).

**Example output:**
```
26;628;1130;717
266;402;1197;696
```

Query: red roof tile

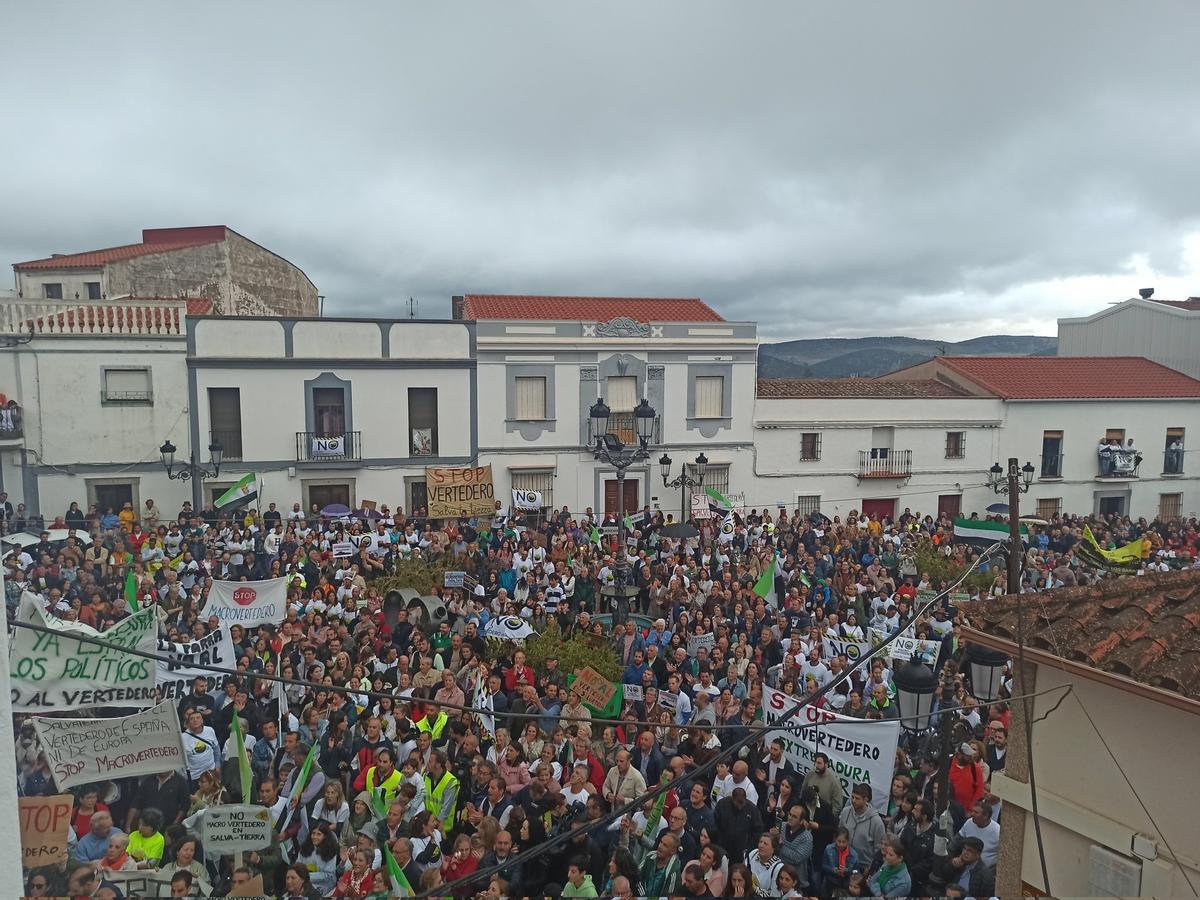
461;294;724;323
969;571;1200;701
14;226;228;270
1150;297;1200;311
934;356;1200;399
756;378;967;399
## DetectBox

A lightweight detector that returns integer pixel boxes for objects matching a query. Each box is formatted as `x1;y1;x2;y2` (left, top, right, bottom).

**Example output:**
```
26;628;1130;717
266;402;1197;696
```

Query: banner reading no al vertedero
205;577;288;627
33;702;187;791
10;592;158;712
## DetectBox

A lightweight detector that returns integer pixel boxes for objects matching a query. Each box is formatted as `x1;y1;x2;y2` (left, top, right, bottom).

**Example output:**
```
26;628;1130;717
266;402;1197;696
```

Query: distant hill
757;335;1058;378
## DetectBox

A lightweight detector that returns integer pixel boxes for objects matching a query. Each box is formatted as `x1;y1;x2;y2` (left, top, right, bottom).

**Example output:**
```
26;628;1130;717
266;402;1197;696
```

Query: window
85;282;101;300
697;464;730;499
1041;430;1063;477
312;388;346;436
42;283;63;300
795;495;821;517
1104;428;1126;443
1159;493;1182;520
694;375;724;419
1036;497;1062;520
1164;427;1185;474
208;388;243;460
408;387;438;456
607;375;638;443
511;470;554;516
945;431;965;459
800;432;822;461
88;480;137;514
514;376;547;420
102;367;152;404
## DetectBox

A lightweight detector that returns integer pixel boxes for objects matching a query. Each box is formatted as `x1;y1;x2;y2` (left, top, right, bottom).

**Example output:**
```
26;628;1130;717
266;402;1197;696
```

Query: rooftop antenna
408;297;418;319
318;294;326;317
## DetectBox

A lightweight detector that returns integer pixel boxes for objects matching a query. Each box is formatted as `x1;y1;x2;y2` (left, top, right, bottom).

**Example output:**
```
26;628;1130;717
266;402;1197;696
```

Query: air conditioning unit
1089;844;1141;897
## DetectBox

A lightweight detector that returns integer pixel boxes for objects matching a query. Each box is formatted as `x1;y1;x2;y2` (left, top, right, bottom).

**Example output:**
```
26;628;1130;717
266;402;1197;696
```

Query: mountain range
757;334;1059;378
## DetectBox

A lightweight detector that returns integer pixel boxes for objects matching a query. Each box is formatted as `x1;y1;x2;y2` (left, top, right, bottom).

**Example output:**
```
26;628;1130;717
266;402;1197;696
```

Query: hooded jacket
562;873;599;897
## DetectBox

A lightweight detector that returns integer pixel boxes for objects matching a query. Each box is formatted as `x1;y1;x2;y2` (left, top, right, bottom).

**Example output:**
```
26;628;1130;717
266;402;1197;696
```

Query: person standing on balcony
1096;437;1111;475
1168;437;1184;473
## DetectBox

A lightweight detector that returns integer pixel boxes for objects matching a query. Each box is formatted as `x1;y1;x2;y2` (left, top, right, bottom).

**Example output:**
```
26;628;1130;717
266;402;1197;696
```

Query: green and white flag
705;486;733;514
215;473;262;510
952;516;1027;547
231;713;253;805
753;552;778;599
384;842;413;897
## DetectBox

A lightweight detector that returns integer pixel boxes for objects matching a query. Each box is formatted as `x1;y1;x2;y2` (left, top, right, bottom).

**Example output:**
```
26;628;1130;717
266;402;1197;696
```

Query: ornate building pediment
584;316;651;338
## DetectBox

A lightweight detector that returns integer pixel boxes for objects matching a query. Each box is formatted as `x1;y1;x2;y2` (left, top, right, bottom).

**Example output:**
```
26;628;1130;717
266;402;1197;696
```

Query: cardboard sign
10;591;157;712
623;683;644;701
332;541;356;558
227;873;266;897
687;632;716;656
156;626;238;702
763;687;899;815
572;666;616;709
870;628;942;666
444;571;467;588
691;491;746;519
19;794;73;866
202;804;273;853
205;576;288;627
33;701;186;790
821;635;872;664
426;465;495;517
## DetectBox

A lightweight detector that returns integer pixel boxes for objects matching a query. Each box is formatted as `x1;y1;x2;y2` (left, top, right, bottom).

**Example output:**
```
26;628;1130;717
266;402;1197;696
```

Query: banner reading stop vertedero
204;576;288;627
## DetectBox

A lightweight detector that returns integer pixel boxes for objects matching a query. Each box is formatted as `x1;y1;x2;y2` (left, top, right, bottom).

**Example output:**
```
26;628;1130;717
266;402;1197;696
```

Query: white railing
0;298;189;336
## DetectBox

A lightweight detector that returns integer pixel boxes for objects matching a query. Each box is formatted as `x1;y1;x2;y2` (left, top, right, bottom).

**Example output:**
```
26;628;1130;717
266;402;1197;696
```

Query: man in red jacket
948;742;985;810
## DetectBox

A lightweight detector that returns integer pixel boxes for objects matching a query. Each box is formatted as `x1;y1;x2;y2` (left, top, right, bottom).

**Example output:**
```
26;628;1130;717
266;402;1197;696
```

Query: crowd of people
8;493;1198;898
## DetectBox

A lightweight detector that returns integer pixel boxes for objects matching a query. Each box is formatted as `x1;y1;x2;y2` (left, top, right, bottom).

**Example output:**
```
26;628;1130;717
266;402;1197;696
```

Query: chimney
1139;287;1154;299
451;295;465;320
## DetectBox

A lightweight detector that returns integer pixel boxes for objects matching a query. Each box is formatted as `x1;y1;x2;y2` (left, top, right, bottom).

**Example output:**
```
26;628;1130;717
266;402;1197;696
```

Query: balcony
1097;448;1141;480
1162;449;1185;477
586;412;662;447
1039;452;1064;479
858;449;912;479
0;298;189;336
210;429;243;462
296;431;362;462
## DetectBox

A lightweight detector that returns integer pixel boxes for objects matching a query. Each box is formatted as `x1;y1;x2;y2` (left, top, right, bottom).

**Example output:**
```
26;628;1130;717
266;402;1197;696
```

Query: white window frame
101;367;153;405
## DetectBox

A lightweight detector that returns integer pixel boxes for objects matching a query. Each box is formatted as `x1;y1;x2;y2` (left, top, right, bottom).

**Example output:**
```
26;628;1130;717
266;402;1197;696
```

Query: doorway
860;497;896;521
937;494;962;520
604;479;639;516
88;479;138;516
408;479;428;516
304;481;353;512
1096;494;1128;517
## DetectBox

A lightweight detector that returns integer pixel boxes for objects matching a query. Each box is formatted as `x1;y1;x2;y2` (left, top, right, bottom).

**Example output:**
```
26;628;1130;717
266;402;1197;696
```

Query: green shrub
912;544;993;592
502;620;622;681
373;556;454;596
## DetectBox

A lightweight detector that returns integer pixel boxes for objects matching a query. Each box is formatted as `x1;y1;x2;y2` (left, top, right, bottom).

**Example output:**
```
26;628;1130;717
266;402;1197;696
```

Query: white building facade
461;295;758;520
188;316;475;514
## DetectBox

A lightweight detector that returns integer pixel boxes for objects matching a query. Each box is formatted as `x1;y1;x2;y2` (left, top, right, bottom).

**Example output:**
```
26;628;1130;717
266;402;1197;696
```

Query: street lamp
160;439;223;482
660;451;708;520
965;643;1009;702
588;395;657;622
892;658;938;733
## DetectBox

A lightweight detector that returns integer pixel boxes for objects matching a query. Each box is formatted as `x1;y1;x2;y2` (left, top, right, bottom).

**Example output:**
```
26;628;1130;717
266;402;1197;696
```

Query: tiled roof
461;294;724;323
935;356;1200;399
126;296;214;316
14;226;228;270
1149;297;1200;311
756;378;967;399
969;570;1200;701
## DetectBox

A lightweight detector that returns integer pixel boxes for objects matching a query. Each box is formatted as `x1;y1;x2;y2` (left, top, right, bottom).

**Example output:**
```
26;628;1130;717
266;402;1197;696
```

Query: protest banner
426;465;495;517
687;632;716;656
33;701;186;791
332;541;355;558
444;571;467;588
201;804;273;853
511;488;543;511
763;686;898;814
622;683;644;702
19;794;73;866
205;576;288;627
691;491;746;520
10;591;157;712
869;628;942;666
572;666;617;709
156;626;238;702
822;635;872;664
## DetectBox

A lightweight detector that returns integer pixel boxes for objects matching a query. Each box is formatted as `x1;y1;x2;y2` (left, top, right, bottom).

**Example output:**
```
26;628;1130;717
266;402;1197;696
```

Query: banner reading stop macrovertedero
205;577;288;627
763;686;899;815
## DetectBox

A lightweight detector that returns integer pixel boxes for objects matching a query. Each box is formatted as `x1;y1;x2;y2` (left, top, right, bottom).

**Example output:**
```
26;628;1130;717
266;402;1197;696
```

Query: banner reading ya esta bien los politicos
426;465;495;517
10;592;158;712
33;702;187;791
763;686;899;815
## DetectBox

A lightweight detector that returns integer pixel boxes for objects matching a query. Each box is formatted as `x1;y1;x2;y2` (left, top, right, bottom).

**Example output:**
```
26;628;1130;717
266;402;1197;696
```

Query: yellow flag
1083;526;1148;564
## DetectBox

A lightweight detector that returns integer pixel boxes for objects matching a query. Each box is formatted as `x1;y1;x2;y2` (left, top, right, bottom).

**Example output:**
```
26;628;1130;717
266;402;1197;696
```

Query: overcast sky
4;2;1199;340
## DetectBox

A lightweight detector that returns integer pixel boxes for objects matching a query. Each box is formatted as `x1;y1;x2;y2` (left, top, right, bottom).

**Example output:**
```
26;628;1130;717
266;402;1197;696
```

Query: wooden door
860;497;896;522
604;479;639;515
937;494;961;520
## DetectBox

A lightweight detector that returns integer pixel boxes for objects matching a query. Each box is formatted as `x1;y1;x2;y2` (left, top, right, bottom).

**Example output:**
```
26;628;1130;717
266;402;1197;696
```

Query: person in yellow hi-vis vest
423;751;459;830
365;748;403;812
416;704;449;742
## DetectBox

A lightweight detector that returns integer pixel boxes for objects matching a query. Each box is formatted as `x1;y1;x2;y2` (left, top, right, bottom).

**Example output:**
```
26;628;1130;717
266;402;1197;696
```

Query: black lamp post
659;452;707;521
160;439;224;482
588;396;656;622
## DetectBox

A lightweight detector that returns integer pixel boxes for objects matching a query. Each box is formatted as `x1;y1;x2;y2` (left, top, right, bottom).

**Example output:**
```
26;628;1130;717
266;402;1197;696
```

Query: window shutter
515;377;546;420
695;376;724;418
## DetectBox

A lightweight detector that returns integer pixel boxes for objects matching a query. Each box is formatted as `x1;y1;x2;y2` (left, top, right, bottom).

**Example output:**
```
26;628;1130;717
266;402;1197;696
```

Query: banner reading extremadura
426;465;495;517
